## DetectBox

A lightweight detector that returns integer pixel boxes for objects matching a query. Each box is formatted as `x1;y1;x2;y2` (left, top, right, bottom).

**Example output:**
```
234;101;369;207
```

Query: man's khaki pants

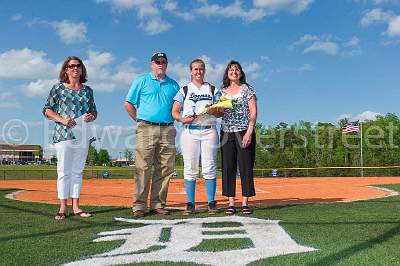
133;122;176;212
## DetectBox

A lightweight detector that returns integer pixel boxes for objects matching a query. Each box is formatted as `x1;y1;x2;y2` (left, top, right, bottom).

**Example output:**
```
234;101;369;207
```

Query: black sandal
225;206;236;215
54;213;67;220
73;211;92;218
242;206;252;215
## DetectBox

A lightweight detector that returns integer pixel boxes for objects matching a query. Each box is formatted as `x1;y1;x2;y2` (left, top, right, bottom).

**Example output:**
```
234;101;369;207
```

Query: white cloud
9;49;142;96
84;50;142;92
96;0;135;10
191;0;314;22
163;0;193;21
243;62;263;80
168;56;226;87
97;0;315;33
381;38;400;45
97;0;172;35
289;34;339;55
0;92;20;108
304;41;338;55
342;37;362;55
290;34;362;56
163;0;177;11
50;20;87;44
373;0;400;4
289;34;319;50
140;17;172;35
361;8;400;37
361;8;392;26
356;111;382;121
260;55;272;63
193;1;267;22
24;18;88;45
337;111;381;122
85;50;115;71
96;0;158;16
352;0;400;5
167;56;263;87
202;57;227;86
276;63;313;73
0;48;56;79
25;79;58;97
344;36;360;47
253;0;314;14
337;113;353;121
387;16;400;36
5;50;261;96
11;14;22;21
167;62;190;87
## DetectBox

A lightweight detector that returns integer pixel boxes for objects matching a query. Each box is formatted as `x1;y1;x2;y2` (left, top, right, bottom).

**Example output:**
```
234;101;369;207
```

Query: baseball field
1;173;400;265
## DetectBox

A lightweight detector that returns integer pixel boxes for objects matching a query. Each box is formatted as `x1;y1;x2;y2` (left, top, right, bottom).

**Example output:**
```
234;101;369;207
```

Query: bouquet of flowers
196;96;237;116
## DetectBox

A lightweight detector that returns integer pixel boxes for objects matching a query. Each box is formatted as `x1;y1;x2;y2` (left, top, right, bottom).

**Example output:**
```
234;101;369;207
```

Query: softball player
172;58;222;215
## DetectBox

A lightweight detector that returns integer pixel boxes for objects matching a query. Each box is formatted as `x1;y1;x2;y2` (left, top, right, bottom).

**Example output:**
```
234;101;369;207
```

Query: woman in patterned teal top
43;56;97;220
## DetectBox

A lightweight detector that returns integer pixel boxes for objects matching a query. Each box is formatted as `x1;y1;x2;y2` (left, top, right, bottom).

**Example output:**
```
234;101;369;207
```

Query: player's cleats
208;201;217;215
183;202;195;215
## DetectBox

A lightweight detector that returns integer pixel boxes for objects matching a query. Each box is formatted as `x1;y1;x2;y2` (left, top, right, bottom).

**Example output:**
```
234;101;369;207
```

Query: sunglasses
154;60;167;65
66;64;82;69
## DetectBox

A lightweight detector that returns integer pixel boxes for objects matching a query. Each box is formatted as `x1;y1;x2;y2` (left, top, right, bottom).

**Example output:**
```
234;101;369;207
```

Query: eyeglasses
66;64;82;69
154;60;167;65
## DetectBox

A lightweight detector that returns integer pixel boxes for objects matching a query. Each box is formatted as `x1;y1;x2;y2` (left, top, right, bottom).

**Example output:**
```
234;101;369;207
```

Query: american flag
342;121;359;134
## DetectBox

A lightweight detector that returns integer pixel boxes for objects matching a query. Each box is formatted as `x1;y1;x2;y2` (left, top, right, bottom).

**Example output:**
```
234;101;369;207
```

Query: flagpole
360;122;364;177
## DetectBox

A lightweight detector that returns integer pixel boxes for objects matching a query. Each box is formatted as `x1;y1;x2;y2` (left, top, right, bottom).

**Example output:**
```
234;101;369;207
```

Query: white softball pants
181;127;218;181
54;139;89;199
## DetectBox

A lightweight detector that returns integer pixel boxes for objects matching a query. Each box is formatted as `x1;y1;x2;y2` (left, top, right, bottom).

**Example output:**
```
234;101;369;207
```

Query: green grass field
1;185;400;265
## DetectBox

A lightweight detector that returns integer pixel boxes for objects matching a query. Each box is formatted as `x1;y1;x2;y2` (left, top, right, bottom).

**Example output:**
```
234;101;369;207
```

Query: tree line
88;113;400;176
252;113;400;176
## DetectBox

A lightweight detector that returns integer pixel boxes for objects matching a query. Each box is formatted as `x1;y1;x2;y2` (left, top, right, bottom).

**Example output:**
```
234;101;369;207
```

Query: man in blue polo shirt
124;52;179;218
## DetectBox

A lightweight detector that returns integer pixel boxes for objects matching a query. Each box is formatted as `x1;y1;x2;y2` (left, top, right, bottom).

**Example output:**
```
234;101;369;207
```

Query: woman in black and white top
220;60;257;215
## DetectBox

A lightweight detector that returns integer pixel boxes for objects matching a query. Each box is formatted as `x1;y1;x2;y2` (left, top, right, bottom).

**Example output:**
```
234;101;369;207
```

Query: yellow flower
196;98;236;116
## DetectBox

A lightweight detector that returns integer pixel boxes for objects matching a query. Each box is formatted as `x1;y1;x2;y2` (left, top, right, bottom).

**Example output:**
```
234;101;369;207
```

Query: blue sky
1;0;400;157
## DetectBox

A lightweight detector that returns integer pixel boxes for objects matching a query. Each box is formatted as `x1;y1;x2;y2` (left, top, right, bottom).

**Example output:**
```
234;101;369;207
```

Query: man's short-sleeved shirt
125;72;180;123
173;82;221;126
43;82;97;143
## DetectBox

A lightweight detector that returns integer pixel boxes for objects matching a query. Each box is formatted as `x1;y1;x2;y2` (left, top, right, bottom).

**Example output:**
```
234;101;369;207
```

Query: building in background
0;144;43;164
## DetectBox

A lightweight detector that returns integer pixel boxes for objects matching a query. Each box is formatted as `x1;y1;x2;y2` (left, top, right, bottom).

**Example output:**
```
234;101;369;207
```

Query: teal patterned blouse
43;82;97;143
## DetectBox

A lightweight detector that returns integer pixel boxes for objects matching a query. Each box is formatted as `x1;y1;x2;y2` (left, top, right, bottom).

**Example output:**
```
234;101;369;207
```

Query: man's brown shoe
133;210;145;218
150;208;169;215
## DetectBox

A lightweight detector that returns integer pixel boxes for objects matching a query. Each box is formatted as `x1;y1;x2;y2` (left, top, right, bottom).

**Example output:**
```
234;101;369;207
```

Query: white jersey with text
175;82;220;126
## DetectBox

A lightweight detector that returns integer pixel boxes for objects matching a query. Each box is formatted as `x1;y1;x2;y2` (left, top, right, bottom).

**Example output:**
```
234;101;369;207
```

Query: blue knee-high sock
184;180;196;204
205;179;216;203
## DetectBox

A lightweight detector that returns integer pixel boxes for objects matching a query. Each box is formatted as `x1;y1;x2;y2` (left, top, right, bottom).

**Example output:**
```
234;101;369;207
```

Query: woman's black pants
220;130;256;197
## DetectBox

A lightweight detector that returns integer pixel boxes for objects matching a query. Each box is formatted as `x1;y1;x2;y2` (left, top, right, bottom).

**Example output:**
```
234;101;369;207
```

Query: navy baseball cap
151;52;168;62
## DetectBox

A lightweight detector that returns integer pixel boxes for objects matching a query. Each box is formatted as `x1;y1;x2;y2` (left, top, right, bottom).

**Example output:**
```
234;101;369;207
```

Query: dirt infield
1;177;400;209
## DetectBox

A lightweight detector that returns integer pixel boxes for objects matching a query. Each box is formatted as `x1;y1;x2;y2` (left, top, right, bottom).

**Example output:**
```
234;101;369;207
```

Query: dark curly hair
59;56;87;84
222;60;247;88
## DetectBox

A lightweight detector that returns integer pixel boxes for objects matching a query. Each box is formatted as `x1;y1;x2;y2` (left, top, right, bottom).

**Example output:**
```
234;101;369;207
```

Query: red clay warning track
1;177;400;209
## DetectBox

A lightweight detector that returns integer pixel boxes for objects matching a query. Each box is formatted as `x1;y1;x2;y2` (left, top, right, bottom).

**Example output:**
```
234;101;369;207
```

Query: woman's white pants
181;127;218;181
54;140;89;199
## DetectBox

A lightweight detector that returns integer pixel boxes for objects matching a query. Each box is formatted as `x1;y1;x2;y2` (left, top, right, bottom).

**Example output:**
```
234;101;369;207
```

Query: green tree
175;151;183;166
87;145;98;166
123;149;134;164
98;149;110;165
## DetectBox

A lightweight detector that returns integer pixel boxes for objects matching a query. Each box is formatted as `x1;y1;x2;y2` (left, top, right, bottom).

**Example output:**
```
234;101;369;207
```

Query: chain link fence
2;166;400;180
